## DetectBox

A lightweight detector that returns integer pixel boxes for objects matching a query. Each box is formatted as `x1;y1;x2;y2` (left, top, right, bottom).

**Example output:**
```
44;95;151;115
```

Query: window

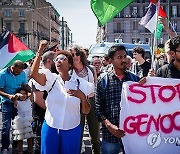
145;38;149;43
19;22;25;34
172;20;177;30
133;7;138;14
20;37;26;44
132;6;138;17
172;6;177;17
6;22;11;31
5;9;12;17
117;22;121;31
19;10;25;17
133;21;138;30
115;13;121;18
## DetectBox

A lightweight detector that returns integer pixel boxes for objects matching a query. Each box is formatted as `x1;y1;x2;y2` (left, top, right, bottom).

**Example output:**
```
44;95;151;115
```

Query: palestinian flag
139;1;167;39
0;30;35;69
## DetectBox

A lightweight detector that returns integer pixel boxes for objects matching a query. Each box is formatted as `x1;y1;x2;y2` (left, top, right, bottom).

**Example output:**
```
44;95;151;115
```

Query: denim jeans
102;140;125;154
1;101;17;150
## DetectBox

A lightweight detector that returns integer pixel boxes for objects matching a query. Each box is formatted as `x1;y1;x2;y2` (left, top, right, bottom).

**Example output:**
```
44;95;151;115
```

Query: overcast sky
47;0;98;48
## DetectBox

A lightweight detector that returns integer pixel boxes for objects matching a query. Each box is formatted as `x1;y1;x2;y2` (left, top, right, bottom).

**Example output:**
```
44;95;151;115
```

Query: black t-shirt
136;61;151;78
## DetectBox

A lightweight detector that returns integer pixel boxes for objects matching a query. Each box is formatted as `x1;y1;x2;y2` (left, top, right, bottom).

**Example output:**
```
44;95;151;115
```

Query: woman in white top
69;46;101;154
30;41;93;154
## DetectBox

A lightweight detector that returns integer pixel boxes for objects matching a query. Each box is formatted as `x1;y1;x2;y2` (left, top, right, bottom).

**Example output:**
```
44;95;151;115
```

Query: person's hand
138;77;147;84
38;40;48;54
15;93;24;100
107;123;125;138
148;69;155;77
9;94;18;102
158;16;168;28
67;88;86;100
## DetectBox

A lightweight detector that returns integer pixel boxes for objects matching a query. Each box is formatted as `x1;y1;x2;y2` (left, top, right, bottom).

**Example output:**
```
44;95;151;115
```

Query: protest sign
120;77;180;154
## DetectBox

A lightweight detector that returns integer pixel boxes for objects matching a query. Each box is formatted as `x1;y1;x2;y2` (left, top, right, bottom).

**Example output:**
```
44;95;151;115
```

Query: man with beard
156;35;180;79
0;60;30;153
29;40;57;154
94;46;140;154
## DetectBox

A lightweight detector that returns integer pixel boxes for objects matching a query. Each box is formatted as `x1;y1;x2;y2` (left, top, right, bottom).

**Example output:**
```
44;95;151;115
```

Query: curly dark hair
56;50;74;70
169;35;180;52
69;46;88;66
132;46;145;59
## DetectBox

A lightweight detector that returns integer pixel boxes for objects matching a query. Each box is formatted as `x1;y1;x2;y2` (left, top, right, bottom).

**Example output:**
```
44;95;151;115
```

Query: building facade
97;0;180;45
0;0;72;51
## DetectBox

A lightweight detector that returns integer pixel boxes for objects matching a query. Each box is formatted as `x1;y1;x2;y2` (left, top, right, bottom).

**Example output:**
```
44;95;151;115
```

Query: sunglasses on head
72;52;80;57
53;56;67;63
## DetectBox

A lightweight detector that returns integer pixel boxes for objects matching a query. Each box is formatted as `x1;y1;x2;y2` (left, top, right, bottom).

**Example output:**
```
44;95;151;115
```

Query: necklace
76;67;88;78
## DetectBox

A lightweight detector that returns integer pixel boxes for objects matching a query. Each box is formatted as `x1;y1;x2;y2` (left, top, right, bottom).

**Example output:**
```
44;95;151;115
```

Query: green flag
154;21;164;39
91;0;133;26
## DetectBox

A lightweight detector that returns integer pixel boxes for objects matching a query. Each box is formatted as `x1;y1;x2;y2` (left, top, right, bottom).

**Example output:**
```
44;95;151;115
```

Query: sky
47;0;98;48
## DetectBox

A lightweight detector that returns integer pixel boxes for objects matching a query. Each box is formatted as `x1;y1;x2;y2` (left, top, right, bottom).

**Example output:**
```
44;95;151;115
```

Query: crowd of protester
0;30;179;154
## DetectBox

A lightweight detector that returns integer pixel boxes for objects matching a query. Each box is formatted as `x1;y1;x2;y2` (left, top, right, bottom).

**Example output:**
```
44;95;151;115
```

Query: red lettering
128;84;146;104
147;114;161;132
175;84;180;100
127;84;179;104
123;111;179;136
146;85;161;104
172;111;180;130
160;114;174;133
158;86;176;102
136;114;149;136
123;116;136;134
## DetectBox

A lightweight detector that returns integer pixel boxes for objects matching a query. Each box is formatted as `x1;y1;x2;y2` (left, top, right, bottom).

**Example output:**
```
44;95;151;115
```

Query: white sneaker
2;149;8;154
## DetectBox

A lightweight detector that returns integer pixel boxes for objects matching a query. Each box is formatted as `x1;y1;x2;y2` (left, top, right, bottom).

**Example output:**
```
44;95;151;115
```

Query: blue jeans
102;140;125;154
1;101;17;150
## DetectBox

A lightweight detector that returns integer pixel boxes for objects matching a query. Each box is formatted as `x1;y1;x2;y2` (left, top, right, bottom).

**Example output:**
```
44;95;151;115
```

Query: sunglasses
53;56;67;63
72;52;80;57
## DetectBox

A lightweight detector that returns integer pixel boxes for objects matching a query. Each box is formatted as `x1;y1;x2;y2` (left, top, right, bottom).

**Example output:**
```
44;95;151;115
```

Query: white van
88;42;151;62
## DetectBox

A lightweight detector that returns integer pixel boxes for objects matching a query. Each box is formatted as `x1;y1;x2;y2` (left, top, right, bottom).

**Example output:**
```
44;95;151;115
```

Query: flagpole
151;1;160;70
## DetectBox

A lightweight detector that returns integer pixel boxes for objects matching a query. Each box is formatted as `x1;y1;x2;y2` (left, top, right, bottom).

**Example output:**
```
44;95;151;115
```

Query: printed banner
120;77;180;154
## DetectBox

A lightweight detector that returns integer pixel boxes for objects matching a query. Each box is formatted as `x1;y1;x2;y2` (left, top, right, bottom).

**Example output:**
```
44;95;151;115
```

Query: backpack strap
128;71;139;82
48;78;57;93
87;65;95;76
